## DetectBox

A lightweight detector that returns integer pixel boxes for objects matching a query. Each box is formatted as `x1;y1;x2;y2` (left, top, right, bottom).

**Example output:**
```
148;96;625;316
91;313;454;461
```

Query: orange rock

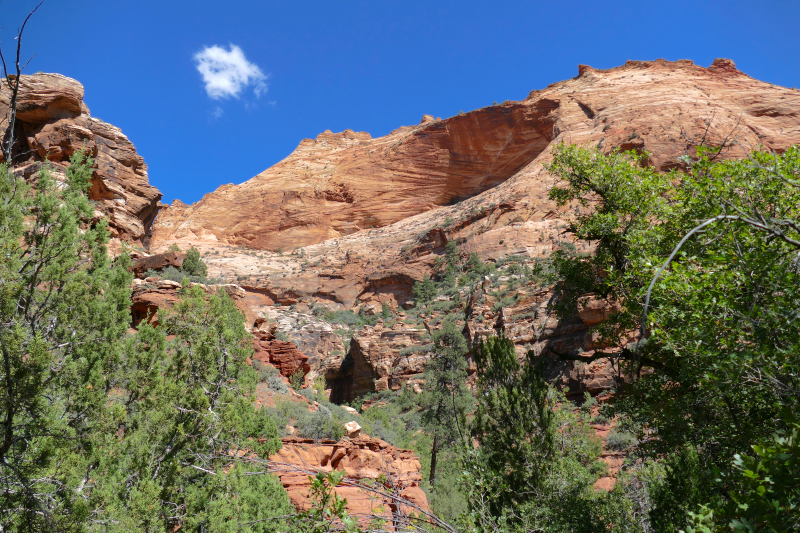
1;73;162;246
130;251;186;278
150;58;800;317
269;436;428;522
252;331;311;379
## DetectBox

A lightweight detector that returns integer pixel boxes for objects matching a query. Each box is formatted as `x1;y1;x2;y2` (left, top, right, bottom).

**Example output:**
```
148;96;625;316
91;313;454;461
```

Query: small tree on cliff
419;318;472;487
182;245;208;278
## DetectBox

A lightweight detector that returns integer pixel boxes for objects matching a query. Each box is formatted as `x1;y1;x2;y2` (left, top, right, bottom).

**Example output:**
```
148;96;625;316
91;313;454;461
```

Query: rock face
269;436;428;521
151;59;800;314
1;73;162;245
252;330;311;379
131;251;186;278
325;277;631;403
328;322;431;404
130;279;182;326
152;111;553;252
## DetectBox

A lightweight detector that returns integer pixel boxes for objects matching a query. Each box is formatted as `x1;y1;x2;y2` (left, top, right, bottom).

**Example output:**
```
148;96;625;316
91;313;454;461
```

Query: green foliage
0;156;292;531
546;144;800;531
182;245;208;278
464;335;613;533
419;318;473;487
0;155;134;531
412;275;437;303
686;415;800;533
292;471;360;533
606;430;638;451
289;367;305;390
468;336;555;517
323;309;378;328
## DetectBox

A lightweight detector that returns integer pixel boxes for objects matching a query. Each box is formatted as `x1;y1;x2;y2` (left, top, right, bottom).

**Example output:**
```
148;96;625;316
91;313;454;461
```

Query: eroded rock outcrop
252;330;311;379
130;278;247;326
1;73;162;245
131;251;186;278
269;436;428;520
328;322;430;404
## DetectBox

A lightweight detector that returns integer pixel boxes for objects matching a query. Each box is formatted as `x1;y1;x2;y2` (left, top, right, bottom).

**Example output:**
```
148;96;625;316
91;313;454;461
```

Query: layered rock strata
151;59;800;315
269;436;428;521
1;73;162;245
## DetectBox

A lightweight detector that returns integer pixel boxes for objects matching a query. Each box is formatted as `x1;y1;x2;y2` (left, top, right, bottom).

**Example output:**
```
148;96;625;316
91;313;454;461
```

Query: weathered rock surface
130;279;248;326
325;272;630;403
269;436;428;520
252;330;311;380
1;73;162;245
131;251;186;278
151;59;800;315
328;321;431;404
130;279;182;326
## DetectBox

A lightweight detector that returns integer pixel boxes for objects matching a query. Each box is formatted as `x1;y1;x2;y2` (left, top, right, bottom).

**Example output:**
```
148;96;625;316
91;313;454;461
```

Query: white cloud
194;44;268;100
212;106;224;119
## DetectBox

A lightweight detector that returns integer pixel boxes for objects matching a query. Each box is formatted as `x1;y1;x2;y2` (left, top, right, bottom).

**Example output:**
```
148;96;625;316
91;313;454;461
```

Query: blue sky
3;0;799;204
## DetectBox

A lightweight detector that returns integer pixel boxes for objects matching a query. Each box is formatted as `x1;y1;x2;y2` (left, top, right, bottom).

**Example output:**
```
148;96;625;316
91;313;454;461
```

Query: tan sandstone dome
152;58;800;255
149;58;800;312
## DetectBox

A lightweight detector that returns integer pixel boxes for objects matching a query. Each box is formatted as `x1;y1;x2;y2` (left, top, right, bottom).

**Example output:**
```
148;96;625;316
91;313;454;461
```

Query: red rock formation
1;73;162;246
252;331;311;379
130;279;248;327
131;251;186;278
269;436;428;522
130;279;182;327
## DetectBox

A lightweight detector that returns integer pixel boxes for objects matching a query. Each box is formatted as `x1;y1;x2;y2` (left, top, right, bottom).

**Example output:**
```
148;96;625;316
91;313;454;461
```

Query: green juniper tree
182;245;208;279
418;318;472;488
0;155;292;532
0;154;134;531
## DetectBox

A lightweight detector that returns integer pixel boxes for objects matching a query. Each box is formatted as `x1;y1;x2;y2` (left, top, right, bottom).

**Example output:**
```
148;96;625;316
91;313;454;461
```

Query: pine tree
419;318;472;487
182;245;208;278
469;336;555;518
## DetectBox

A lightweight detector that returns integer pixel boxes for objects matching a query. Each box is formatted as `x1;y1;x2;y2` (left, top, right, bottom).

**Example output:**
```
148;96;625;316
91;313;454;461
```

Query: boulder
131;251;186;278
343;421;361;438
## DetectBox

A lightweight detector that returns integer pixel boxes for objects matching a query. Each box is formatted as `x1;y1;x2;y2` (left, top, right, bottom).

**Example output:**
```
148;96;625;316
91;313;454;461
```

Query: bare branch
1;0;44;163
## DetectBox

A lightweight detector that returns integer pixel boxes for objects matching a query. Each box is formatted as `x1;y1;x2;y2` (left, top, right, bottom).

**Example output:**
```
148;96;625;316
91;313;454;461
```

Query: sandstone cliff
151;58;800;313
1;73;162;245
143;58;800;405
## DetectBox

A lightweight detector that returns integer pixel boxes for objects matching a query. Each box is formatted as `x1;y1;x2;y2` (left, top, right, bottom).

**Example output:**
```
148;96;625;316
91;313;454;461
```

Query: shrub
412;276;437;303
581;391;598;413
607;430;638;451
182;246;208;278
593;414;610;425
265;374;290;395
289;368;305;390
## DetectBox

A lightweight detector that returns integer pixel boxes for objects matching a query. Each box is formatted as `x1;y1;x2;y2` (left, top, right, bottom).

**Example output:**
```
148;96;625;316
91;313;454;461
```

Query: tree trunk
429;435;439;487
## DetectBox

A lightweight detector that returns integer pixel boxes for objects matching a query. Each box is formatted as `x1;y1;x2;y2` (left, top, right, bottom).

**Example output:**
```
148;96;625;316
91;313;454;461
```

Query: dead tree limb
0;0;44;164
